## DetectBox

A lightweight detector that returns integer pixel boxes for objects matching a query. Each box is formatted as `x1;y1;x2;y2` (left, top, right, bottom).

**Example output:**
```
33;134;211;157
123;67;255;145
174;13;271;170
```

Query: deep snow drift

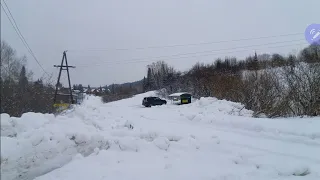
1;91;320;180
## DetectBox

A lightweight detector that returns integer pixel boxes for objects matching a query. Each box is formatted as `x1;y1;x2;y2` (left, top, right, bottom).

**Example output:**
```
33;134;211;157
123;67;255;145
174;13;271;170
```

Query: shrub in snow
166;135;182;142
276;164;312;177
114;138;139;152
139;132;158;142
124;120;134;130
153;137;170;151
292;167;310;176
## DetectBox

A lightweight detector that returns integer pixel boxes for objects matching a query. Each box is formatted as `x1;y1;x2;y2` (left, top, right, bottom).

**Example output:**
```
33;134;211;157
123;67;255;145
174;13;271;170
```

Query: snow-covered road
1;92;320;180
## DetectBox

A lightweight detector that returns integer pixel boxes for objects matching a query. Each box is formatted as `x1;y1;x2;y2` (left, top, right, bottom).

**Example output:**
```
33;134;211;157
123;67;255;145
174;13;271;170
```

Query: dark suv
142;97;167;107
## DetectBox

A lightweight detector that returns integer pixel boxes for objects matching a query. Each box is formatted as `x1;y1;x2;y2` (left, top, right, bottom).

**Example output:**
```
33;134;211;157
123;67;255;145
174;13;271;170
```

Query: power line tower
53;51;75;105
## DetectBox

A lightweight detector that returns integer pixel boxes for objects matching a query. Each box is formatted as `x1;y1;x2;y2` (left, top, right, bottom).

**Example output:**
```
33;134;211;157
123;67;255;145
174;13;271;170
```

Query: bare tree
147;61;176;90
281;62;320;116
1;41;34;81
1;41;54;116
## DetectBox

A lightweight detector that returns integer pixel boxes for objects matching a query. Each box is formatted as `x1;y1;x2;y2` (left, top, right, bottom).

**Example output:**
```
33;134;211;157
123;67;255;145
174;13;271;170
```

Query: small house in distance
169;92;192;105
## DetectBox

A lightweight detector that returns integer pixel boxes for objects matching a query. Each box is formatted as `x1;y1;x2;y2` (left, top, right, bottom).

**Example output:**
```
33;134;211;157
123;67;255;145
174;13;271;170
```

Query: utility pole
53;51;76;105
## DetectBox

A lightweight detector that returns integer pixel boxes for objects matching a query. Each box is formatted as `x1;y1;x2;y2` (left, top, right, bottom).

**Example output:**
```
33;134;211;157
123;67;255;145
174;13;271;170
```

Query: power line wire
76;39;306;67
1;0;49;76
68;32;302;52
76;41;306;67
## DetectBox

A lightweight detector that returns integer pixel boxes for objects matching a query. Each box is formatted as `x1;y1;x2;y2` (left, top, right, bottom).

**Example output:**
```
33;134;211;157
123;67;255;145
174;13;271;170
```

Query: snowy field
1;91;320;180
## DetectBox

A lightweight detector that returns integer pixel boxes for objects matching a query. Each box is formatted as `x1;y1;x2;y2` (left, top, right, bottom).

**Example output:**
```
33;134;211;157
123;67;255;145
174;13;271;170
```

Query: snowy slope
1;92;320;180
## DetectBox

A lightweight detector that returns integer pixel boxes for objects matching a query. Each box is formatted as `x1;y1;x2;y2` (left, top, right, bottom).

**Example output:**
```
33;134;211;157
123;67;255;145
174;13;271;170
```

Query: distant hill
84;79;143;90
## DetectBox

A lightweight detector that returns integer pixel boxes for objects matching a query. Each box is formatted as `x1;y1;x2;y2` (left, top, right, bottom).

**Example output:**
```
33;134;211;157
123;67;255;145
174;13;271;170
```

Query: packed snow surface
1;91;320;180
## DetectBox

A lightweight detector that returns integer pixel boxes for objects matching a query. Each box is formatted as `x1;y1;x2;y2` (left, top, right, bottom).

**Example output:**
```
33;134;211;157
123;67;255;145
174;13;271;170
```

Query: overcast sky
1;0;319;87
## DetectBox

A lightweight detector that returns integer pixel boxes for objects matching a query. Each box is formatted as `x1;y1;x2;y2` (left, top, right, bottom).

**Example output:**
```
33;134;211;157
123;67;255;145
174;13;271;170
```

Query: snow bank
194;97;253;117
1;97;109;180
1;113;16;137
1;113;53;137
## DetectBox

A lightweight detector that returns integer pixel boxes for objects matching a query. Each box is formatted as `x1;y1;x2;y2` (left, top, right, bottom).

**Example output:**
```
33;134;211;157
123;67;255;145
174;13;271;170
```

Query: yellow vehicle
53;93;76;113
53;89;85;114
53;102;71;112
168;92;192;105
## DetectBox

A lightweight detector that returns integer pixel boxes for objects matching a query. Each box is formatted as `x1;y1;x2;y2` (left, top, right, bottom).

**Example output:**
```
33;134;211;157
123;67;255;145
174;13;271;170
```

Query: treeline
100;82;143;103
1;41;55;117
143;43;320;117
72;82;143;103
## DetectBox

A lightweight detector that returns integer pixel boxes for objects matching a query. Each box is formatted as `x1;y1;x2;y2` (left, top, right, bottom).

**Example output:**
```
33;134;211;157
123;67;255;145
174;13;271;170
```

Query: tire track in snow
139;114;320;147
136;114;320;163
220;140;320;164
93;100;320;164
208;126;320;147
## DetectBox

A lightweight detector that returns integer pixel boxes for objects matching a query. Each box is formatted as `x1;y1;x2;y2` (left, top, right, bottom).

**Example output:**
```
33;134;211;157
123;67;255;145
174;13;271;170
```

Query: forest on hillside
142;43;320;117
1;40;319;117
